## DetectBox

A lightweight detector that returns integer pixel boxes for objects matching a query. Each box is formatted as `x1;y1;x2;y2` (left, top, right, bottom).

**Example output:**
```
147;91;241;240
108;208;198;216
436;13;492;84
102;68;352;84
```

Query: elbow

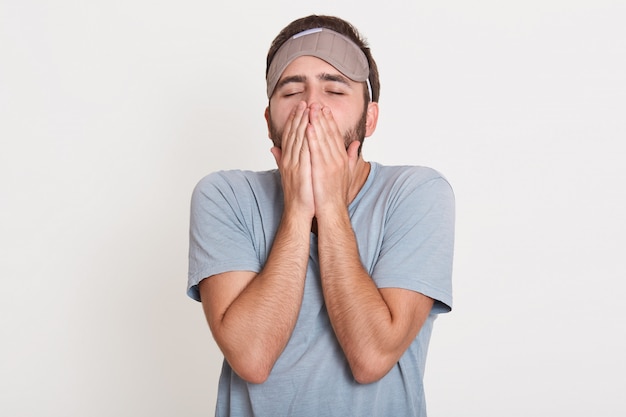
214;334;276;384
352;366;390;385
235;367;271;385
349;355;395;385
225;353;274;385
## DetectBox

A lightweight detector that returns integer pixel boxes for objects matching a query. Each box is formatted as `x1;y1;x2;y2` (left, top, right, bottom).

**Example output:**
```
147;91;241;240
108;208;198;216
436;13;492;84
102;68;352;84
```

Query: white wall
1;1;624;416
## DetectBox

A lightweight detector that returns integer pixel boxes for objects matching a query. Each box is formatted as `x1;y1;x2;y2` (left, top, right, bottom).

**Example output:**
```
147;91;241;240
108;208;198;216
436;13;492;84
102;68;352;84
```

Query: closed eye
321;74;351;96
276;75;306;97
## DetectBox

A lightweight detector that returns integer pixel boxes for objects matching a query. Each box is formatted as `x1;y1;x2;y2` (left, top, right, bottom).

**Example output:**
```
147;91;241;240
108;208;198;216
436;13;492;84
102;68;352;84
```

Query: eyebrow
276;75;306;90
276;73;352;90
319;72;350;86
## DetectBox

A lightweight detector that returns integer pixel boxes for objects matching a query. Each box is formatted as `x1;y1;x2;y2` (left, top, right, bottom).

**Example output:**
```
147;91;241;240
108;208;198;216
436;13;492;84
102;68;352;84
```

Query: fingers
282;101;309;163
307;104;344;156
274;102;315;217
305;104;354;211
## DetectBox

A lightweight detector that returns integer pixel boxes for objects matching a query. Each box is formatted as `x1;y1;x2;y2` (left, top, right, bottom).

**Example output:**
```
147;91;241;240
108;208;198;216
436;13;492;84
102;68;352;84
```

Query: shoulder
370;162;454;200
192;169;280;201
194;169;279;192
376;163;450;184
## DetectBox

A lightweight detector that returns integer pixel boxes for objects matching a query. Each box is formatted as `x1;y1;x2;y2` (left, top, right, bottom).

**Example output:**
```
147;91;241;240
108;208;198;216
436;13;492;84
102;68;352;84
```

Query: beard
269;105;368;155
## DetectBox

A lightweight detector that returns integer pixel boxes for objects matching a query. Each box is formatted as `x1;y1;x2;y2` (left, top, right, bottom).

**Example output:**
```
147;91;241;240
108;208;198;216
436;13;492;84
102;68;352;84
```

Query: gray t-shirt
188;162;455;417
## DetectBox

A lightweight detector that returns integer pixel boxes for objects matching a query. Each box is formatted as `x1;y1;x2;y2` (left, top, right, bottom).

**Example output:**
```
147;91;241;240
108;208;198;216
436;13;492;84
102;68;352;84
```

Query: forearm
210;100;317;382
316;209;425;383
207;211;311;383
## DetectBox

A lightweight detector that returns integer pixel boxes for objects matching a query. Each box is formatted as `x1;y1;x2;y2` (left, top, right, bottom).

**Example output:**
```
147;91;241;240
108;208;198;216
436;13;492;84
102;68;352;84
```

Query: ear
364;101;379;137
264;106;272;140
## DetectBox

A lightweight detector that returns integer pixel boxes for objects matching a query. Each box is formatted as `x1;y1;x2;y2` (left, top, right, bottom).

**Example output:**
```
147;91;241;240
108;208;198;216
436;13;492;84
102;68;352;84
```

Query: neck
347;157;371;205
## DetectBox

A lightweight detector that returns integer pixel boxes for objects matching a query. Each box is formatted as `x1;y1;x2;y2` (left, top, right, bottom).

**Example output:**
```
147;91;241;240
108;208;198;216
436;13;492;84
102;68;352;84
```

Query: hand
271;101;315;219
306;104;360;214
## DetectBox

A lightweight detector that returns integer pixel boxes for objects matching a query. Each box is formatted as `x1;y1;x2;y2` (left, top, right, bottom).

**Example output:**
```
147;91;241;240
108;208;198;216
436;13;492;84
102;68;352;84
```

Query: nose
303;87;323;108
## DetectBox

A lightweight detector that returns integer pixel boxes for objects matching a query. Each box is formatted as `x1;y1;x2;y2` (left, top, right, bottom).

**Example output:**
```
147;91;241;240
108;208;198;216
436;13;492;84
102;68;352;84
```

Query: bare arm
199;212;311;384
199;102;315;384
316;210;434;384
307;103;434;384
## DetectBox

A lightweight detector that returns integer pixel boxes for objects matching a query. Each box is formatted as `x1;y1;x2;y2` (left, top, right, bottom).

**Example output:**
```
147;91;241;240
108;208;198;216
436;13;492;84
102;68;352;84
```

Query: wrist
313;203;350;228
282;204;315;228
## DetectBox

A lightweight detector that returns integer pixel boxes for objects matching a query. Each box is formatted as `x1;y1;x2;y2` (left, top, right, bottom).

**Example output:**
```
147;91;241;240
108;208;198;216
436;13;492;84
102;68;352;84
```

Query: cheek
331;97;366;124
333;107;363;132
268;104;292;130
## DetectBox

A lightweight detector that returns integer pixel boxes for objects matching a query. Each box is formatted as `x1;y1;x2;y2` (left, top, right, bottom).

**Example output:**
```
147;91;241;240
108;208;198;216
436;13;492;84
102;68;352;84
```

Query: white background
1;1;624;416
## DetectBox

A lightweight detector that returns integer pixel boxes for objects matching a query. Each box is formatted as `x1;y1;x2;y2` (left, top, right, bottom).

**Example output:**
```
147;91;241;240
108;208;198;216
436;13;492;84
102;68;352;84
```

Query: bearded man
187;14;455;417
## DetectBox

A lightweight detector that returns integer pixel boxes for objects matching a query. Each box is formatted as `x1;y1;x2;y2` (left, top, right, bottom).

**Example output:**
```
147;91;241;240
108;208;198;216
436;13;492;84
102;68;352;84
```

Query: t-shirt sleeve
187;172;262;302
372;171;455;314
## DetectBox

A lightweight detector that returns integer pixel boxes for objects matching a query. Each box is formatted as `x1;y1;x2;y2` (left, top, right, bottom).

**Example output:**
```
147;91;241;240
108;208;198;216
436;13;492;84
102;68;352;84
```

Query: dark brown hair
266;15;381;103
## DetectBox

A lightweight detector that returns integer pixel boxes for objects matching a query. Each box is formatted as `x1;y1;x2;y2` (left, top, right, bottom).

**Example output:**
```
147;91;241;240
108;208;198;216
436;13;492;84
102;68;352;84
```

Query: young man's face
265;56;377;149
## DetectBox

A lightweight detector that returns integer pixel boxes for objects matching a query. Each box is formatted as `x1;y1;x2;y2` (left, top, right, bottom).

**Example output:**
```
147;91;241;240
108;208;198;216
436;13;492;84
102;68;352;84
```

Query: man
187;15;455;417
